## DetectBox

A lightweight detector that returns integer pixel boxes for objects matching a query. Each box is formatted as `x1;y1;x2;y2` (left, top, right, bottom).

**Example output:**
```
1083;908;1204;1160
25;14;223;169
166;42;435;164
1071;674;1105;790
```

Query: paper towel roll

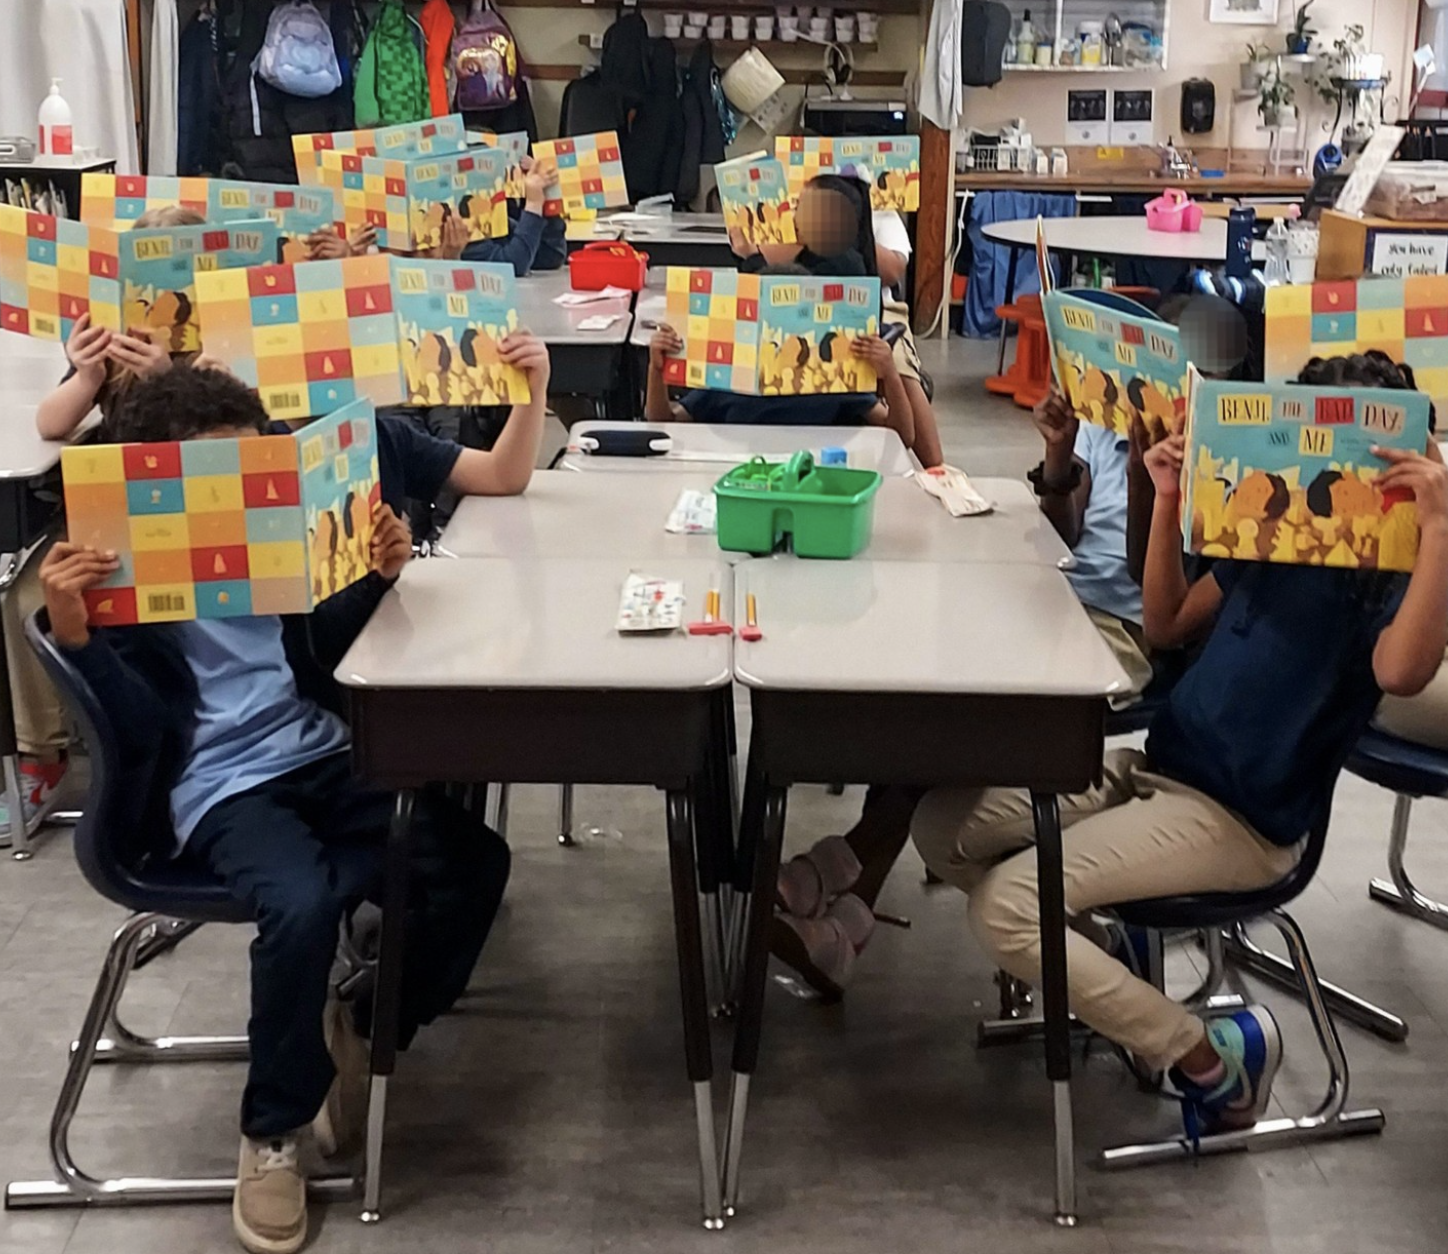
721;48;786;115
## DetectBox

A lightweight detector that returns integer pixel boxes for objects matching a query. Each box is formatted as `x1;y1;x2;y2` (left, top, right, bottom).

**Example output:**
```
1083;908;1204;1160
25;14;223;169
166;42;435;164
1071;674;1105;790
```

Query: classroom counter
955;172;1311;196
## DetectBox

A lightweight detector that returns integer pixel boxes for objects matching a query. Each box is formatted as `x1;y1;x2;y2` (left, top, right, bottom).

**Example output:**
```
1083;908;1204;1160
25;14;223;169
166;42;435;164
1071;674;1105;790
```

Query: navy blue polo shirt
272;414;462;514
1146;562;1408;846
677;390;877;426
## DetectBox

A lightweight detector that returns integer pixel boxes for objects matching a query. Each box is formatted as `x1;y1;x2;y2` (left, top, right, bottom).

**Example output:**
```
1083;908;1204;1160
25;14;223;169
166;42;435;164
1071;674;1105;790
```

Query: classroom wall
961;0;1419;149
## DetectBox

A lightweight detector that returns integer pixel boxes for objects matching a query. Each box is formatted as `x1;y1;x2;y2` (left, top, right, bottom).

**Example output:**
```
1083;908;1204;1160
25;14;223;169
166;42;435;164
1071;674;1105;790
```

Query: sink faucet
1160;138;1196;179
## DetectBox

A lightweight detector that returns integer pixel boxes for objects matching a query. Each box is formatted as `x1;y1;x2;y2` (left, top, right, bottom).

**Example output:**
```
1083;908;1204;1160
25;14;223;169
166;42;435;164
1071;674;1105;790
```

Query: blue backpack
253;1;342;98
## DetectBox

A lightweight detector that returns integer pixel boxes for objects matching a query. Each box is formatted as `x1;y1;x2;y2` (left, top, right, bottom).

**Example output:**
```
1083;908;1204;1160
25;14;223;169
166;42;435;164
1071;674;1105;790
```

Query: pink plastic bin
1144;188;1203;233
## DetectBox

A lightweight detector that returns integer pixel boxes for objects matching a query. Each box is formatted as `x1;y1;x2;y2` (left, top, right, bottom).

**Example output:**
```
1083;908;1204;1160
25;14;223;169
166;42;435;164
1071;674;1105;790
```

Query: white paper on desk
577;313;622;331
914;466;993;517
665;488;717;534
616;573;685;634
554;285;631;306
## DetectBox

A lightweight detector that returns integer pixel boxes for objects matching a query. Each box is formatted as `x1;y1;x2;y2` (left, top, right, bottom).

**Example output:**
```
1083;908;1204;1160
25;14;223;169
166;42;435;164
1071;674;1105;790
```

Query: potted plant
1286;0;1315;55
1240;42;1275;90
1333;24;1383;81
1258;68;1297;127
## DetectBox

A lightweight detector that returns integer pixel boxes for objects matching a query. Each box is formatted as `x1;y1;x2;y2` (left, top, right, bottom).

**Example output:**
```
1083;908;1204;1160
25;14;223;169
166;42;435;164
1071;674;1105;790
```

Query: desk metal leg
1030;791;1076;1227
663;790;724;1230
722;776;787;1218
994;247;1023;376
361;789;413;1224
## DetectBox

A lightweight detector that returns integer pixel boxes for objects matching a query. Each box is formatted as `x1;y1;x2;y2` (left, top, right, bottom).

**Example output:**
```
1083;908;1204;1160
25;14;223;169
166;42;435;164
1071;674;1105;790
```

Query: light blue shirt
1064;423;1142;626
169;617;350;850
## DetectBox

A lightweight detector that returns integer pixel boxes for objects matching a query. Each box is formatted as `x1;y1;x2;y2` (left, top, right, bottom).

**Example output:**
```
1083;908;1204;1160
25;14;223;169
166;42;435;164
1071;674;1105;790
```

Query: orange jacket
420;0;455;117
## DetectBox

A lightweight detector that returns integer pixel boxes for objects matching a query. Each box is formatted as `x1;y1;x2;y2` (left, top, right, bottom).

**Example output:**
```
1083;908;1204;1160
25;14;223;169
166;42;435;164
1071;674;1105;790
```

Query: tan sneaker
233;1135;306;1254
313;998;369;1158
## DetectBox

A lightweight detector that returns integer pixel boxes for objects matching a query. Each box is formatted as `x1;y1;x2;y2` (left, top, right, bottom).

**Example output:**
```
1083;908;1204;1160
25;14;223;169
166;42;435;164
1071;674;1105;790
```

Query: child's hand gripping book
194;255;529;420
469;129;530;199
62;398;382;625
1042;289;1186;442
662;267;881;396
715;153;796;245
1182;372;1433;571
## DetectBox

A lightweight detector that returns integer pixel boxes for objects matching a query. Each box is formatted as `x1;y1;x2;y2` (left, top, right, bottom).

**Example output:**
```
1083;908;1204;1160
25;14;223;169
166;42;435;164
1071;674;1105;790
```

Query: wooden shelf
578;34;878;53
1003;63;1151;73
531;60;903;85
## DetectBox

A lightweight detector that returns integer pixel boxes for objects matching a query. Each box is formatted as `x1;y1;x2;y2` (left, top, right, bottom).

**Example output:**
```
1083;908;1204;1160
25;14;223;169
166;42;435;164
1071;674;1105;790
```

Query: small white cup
663;13;683;36
684;23;704;39
708;15;727;37
858;12;879;39
687;10;708;26
755;15;775;38
780;23;798;40
809;15;830;37
731;15;751;38
834;15;855;40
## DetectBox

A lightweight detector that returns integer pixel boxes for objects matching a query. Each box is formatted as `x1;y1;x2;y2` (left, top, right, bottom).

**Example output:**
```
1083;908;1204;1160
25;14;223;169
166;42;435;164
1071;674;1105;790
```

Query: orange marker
740;592;762;641
688;586;734;636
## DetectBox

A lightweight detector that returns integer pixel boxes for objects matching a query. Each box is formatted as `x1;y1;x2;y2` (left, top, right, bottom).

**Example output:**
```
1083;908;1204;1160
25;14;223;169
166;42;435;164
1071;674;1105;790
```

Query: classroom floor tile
4;336;1448;1252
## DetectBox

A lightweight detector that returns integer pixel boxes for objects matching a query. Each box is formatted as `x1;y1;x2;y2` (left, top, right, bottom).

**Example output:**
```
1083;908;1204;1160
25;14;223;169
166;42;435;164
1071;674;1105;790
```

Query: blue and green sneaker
1172;1005;1283;1146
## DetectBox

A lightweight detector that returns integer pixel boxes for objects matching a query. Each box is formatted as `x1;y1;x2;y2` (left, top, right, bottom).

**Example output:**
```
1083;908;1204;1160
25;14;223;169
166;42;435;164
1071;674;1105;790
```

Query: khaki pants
1084;605;1154;704
911;748;1300;1069
1;540;69;756
1375;649;1448;750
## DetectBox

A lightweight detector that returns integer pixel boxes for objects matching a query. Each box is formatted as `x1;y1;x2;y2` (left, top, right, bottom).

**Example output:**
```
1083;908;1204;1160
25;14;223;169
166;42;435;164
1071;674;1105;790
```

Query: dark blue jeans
187;753;510;1138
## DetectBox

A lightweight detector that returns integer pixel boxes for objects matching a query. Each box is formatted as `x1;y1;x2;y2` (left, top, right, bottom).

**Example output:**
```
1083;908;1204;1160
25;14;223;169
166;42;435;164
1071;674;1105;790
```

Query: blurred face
1178;296;1248;378
797;185;855;256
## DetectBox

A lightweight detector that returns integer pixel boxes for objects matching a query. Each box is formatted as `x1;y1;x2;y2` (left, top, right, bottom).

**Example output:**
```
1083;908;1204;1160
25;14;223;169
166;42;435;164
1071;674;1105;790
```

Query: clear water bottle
1264;216;1290;285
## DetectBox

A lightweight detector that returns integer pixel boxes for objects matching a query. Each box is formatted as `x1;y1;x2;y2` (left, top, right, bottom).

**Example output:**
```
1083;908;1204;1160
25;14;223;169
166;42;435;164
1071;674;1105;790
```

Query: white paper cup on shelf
663;12;683;36
858;11;879;39
684;22;704;38
687;9;708;25
835;14;855;40
755;14;775;38
731;15;751;38
780;23;798;39
809;15;830;37
708;15;727;37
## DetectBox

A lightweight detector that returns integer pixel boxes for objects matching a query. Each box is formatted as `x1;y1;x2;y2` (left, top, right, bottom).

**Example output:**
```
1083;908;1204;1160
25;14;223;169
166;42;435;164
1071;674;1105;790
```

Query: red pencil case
569;241;649;291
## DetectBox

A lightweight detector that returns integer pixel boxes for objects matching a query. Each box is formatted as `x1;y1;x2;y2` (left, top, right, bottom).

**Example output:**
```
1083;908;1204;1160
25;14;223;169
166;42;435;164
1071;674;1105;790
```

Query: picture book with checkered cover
530;132;628;218
0;208;274;350
119;221;278;354
662;268;880;396
0;204;120;341
194;255;527;420
292;114;469;184
470;129;529;199
1183;373;1431;572
715;154;796;245
1042;290;1186;440
1265;276;1448;417
80;174;340;260
775;136;921;212
315;147;510;251
62;398;382;626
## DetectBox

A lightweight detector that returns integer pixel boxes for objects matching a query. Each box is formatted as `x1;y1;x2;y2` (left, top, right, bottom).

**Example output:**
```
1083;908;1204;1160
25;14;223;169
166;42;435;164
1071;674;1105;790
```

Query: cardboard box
1316;209;1448;281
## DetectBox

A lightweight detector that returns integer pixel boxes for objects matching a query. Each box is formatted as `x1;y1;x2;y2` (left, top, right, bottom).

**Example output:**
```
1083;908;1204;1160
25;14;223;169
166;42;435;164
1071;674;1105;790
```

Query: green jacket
354;0;430;128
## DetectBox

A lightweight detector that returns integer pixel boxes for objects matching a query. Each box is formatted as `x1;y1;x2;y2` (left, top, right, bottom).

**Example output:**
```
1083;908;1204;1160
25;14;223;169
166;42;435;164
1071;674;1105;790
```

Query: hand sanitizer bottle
38;79;73;158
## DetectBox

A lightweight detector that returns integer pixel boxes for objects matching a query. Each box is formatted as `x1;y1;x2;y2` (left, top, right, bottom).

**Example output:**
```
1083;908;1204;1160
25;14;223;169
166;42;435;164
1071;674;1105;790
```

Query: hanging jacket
176;6;224;176
676;40;725;205
622;37;682;202
460;73;538;142
354;0;429;127
420;0;455;117
224;0;351;184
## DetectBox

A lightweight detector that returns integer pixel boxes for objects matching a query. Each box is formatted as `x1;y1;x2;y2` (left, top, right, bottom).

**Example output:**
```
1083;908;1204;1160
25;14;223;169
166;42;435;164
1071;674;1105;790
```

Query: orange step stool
985;294;1050;409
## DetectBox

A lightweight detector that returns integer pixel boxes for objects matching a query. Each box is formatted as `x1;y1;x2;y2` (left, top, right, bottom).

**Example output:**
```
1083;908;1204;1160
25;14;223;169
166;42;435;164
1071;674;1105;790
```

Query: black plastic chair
1100;808;1386;1169
4;609;355;1211
1346;726;1448;931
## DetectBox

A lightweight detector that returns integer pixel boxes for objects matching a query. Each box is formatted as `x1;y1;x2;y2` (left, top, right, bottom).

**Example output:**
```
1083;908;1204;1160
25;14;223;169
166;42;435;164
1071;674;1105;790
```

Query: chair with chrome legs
1100;808;1385;1169
1345;726;1448;931
5;609;358;1212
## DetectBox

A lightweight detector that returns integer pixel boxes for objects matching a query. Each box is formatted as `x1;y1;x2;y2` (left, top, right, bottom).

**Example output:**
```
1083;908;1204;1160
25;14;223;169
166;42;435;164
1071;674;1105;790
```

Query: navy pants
188;753;510;1139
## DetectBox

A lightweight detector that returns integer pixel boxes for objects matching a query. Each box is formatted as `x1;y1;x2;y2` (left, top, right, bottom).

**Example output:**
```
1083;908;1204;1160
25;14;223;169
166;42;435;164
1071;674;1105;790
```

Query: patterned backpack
355;0;429;126
253;0;342;98
453;0;520;111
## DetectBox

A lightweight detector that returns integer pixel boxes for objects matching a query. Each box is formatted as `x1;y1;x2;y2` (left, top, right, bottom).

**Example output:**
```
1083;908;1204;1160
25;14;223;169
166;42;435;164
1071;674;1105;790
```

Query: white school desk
581;212;732;266
561;421;919;476
514;269;636;417
725;557;1130;1227
439;470;1072;568
335;556;736;1228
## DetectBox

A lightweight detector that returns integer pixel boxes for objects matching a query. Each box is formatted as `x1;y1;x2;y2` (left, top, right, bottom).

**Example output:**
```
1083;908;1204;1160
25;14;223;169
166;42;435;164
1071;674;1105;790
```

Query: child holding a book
911;353;1448;1136
39;364;511;1254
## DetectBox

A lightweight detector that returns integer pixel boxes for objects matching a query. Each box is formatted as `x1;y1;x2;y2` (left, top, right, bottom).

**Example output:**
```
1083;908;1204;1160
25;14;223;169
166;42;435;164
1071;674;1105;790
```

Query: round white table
981;215;1261;371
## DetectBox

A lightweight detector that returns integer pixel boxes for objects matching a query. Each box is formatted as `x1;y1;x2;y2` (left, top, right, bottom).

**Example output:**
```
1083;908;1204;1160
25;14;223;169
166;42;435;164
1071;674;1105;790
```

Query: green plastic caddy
714;452;882;559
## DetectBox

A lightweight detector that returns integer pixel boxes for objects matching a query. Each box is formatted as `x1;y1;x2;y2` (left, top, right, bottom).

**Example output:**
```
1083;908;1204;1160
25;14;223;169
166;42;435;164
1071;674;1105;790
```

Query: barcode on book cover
148;594;188;614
